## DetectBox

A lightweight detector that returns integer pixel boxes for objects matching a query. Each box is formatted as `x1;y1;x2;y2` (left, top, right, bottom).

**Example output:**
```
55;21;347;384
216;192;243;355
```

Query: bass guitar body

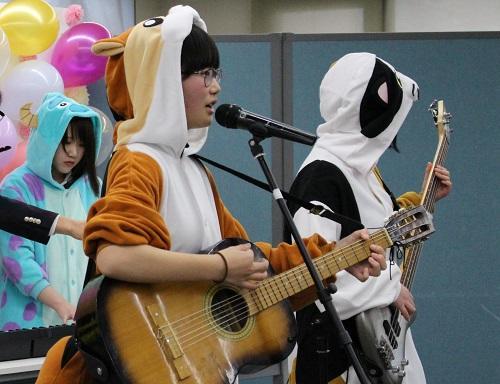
355;306;414;384
75;239;297;384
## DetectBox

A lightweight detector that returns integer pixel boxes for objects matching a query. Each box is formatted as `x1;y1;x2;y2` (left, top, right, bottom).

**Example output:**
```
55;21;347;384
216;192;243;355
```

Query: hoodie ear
91;28;132;57
92;28;134;121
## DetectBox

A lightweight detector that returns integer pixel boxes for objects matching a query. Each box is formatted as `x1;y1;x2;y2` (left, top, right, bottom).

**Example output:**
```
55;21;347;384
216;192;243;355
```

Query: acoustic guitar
75;205;434;384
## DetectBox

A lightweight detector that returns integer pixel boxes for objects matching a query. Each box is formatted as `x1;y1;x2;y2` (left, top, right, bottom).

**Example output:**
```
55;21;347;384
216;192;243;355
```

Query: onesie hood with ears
314;52;419;175
91;5;209;157
26;92;102;189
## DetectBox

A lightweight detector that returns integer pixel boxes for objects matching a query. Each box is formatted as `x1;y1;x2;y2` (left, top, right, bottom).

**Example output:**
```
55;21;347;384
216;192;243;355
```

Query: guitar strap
373;167;401;211
192;154;365;229
61;153;116;383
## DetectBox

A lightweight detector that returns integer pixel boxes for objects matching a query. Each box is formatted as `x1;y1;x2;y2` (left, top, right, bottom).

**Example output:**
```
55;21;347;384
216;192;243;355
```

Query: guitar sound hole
211;288;249;333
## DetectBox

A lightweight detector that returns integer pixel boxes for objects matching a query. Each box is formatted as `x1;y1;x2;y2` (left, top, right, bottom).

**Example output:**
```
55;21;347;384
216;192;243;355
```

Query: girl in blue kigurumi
0;92;102;331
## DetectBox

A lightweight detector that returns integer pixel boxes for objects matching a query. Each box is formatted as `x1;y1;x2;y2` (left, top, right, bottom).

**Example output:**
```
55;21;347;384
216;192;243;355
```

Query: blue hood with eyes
26;92;102;189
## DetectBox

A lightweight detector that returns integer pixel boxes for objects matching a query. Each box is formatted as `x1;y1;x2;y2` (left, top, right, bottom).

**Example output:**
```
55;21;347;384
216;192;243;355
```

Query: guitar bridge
147;304;191;380
376;337;395;369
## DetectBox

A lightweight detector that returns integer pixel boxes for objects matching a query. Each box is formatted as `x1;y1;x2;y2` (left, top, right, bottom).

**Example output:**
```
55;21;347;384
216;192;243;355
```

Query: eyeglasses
191;68;222;87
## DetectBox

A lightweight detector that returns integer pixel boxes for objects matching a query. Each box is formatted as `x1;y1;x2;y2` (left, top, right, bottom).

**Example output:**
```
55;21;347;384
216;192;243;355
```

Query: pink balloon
0;113;19;171
0;140;26;182
51;22;111;87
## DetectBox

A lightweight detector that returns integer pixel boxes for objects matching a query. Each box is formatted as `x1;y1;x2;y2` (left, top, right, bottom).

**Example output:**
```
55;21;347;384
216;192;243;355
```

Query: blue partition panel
203;38;276;245
288;33;500;384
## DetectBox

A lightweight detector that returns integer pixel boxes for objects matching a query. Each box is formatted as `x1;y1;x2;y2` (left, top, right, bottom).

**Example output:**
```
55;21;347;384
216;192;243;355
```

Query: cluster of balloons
0;0;114;177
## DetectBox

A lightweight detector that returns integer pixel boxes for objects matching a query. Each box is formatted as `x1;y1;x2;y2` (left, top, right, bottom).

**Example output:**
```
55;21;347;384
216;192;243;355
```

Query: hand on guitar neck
422;163;452;202
339;229;387;282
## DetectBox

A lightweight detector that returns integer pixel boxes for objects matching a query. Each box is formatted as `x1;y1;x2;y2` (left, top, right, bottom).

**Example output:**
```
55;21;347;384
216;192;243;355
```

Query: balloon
90;107;114;166
0;113;19;170
16;122;31;142
0;140;26;182
0;60;64;125
0;28;10;77
0;0;59;56
51;22;111;87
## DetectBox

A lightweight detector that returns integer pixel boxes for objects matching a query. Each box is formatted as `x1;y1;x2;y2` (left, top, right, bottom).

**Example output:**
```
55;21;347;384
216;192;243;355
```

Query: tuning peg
428;99;438;110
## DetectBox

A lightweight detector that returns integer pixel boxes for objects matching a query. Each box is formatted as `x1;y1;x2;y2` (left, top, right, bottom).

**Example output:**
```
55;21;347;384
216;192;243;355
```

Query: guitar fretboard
249;229;393;313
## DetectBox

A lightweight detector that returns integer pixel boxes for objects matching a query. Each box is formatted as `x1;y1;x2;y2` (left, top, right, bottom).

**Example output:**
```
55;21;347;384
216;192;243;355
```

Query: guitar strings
165;227;409;349
178;241;398;350
176;239;376;349
165;233;388;348
172;223;421;350
166;231;398;349
174;229;390;331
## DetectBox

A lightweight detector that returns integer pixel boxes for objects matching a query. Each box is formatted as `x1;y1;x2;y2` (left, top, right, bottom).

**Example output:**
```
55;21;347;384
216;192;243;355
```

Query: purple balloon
0;113;19;170
51;22;111;87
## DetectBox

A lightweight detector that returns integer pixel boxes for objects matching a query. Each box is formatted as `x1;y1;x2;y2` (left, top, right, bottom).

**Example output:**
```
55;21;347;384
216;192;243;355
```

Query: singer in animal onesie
36;7;387;384
286;53;451;384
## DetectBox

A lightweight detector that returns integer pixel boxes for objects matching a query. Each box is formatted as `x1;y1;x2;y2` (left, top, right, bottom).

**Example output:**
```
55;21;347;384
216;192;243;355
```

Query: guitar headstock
429;99;452;142
385;206;435;246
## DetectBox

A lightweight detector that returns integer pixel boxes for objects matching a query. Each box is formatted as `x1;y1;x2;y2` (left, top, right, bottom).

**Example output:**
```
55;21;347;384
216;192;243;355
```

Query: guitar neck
249;229;393;314
402;144;447;288
421;135;449;212
402;100;450;288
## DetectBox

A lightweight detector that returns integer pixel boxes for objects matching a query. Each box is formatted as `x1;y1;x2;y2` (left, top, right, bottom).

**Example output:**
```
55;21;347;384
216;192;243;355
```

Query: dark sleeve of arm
0;195;57;244
286;160;362;240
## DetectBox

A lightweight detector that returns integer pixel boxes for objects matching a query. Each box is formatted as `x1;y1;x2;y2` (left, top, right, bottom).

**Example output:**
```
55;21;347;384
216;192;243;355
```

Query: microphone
215;104;316;146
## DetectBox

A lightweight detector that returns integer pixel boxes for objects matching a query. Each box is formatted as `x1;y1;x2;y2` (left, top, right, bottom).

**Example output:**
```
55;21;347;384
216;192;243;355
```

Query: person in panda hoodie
287;53;452;384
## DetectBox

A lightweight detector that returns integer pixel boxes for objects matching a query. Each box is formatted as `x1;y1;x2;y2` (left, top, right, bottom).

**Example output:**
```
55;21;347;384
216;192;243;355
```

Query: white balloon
0;60;64;124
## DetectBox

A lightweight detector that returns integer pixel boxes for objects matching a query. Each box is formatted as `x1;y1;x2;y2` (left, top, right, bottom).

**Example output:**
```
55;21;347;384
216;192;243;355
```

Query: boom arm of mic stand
246;132;371;384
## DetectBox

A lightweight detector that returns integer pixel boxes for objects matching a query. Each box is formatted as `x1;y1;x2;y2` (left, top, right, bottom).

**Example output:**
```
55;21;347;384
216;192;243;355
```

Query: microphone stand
245;122;371;384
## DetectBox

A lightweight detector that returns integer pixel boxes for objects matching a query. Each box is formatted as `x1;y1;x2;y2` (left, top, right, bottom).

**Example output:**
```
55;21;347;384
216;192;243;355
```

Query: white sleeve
292;201;341;241
48;214;60;236
324;265;402;320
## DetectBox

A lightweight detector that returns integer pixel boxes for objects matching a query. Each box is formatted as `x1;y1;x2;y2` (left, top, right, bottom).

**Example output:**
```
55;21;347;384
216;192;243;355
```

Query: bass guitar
75;206;434;384
355;100;452;384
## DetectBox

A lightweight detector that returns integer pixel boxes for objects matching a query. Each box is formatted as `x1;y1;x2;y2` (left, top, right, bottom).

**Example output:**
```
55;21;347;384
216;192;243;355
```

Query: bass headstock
429;99;452;143
385;206;435;246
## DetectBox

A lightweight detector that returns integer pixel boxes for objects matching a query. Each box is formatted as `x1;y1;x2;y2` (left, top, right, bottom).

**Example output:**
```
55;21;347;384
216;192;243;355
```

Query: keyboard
0;324;74;362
